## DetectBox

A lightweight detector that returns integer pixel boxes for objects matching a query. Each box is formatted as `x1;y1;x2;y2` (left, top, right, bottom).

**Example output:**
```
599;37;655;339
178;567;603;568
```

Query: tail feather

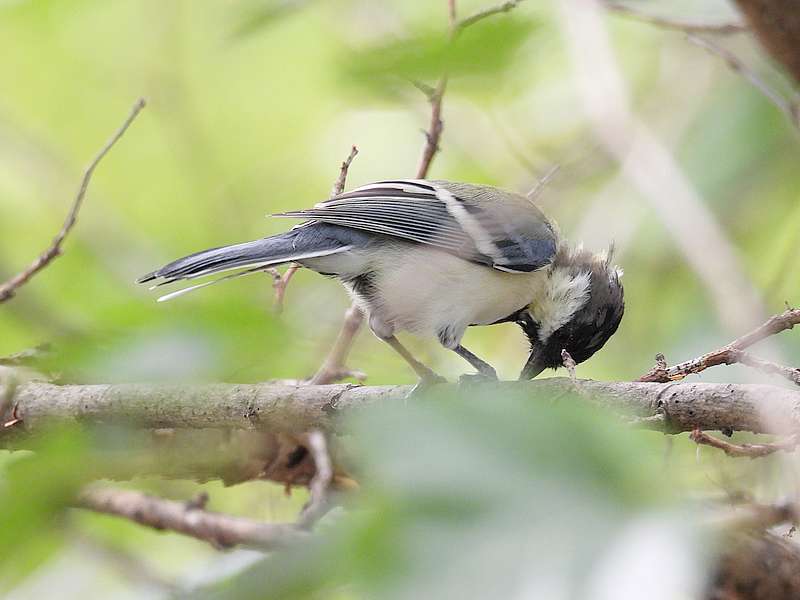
138;230;350;300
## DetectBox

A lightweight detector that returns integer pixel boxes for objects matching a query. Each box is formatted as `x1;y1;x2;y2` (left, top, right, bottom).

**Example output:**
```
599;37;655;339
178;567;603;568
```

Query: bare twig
602;1;747;35
640;308;800;382
331;145;359;197
0;98;147;303
296;430;334;530
708;501;799;531
687;34;800;129
732;350;800;386
0;344;52;367
456;0;526;33
267;146;358;316
78;487;307;551
526;164;561;201
415;77;448;179
267;265;300;314
691;428;800;459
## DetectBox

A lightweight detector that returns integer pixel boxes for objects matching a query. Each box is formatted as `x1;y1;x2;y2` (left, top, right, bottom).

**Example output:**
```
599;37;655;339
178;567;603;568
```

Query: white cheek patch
534;268;591;343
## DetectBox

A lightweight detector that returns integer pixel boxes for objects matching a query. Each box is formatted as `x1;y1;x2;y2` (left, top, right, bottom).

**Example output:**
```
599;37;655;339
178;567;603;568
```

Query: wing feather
274;179;556;273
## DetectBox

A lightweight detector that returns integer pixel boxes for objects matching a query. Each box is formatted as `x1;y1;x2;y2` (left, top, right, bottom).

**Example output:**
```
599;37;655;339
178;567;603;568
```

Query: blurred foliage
0;427;89;590
1;0;800;596
194;390;707;600
338;18;537;97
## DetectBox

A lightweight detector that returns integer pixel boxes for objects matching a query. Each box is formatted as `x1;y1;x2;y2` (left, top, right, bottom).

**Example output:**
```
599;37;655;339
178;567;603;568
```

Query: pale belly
365;246;545;345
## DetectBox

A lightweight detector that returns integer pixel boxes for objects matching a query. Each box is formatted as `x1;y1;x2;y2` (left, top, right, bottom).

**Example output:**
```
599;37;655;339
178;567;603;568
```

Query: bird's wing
274;179;557;273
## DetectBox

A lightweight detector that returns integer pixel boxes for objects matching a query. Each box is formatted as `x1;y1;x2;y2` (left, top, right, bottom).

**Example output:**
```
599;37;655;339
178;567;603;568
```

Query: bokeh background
1;0;799;597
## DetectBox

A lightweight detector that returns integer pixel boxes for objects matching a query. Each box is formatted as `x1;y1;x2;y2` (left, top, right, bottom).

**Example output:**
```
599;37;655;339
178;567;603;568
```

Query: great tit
139;180;624;383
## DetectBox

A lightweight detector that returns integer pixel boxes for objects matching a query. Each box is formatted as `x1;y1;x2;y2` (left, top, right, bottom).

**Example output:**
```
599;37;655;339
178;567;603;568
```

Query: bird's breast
365;244;547;337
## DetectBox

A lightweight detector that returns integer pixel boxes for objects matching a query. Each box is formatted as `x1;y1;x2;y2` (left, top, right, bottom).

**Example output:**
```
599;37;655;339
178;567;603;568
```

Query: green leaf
338;17;537;97
190;388;703;600
0;427;91;590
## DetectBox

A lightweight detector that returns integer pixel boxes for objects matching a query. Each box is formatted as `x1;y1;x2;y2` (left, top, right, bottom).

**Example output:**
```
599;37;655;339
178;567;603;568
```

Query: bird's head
519;246;624;379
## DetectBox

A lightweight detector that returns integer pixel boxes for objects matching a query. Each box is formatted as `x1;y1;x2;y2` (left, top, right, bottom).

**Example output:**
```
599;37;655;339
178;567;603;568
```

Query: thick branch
734;0;800;85
11;379;800;435
640;308;800;382
78;487;307;550
0;98;146;303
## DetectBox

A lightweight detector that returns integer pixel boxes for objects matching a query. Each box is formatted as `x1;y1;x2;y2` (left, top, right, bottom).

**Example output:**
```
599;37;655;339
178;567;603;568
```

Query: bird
138;179;624;386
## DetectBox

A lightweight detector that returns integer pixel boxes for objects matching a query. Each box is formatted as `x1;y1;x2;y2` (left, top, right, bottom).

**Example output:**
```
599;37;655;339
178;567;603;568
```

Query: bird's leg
382;336;446;393
452;345;498;384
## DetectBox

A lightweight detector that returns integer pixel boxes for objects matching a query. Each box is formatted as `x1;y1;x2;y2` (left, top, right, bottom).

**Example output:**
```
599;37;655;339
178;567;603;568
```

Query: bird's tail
137;229;347;302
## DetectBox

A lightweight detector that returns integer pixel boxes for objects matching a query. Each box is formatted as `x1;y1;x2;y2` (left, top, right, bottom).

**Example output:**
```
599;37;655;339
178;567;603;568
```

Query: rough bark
735;0;800;85
9;378;800;435
79;488;308;550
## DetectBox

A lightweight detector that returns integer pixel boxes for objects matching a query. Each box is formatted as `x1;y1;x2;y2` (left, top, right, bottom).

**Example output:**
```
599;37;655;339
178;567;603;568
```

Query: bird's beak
519;348;546;380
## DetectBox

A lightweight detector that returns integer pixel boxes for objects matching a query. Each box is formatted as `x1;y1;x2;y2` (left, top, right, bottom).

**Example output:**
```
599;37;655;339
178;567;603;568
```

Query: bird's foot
406;372;447;399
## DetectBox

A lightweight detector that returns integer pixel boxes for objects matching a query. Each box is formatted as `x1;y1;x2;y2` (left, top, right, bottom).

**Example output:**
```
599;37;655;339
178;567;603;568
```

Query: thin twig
732;350;800;387
602;1;747;35
267;265;300;314
526;164;561;201
331;145;359;197
456;0;526;33
640;308;800;382
687;34;800;130
0;344;52;367
296;430;334;530
691;428;800;459
416;76;448;179
707;501;799;531
78;487;307;551
306;145;363;384
0;98;147;303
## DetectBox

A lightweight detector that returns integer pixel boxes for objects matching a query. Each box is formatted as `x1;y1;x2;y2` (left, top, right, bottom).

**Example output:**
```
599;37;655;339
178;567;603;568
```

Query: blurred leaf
231;0;313;39
338;17;536;97
191;388;705;600
0;427;90;590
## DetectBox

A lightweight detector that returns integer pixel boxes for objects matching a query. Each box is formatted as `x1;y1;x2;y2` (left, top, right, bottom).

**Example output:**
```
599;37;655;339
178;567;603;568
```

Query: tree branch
78;487;307;551
640;307;800;382
687;34;800;130
331;145;359;198
296;430;333;529
601;1;747;35
691;428;800;458
0;98;147;303
456;0;527;33
10;379;800;436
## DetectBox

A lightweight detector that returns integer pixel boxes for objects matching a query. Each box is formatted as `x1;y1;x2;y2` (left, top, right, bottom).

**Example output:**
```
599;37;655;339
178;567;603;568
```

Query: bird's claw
406;372;447;398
